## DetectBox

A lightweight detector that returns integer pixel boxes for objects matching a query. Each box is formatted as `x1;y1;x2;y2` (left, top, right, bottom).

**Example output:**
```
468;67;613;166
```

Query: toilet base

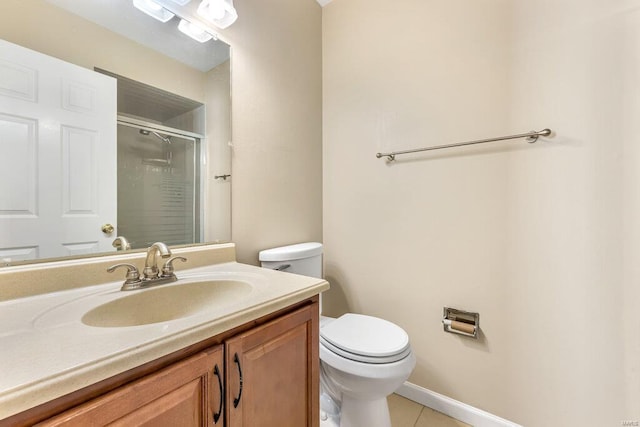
338;395;391;427
320;415;340;427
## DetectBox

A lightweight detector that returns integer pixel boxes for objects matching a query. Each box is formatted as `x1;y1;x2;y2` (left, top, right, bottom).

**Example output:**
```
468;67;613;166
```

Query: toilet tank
259;242;323;279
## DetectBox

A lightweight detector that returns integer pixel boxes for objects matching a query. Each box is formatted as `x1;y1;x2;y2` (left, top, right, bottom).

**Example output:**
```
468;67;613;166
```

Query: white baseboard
395;382;522;427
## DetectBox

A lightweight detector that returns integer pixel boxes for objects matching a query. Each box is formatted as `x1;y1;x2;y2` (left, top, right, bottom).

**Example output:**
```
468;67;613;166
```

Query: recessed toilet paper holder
443;307;479;339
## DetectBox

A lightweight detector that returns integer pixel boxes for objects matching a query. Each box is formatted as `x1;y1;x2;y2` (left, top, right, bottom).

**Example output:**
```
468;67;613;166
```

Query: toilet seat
320;313;410;364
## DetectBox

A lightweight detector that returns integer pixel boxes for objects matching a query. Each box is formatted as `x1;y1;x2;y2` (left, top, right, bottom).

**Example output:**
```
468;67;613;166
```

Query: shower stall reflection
117;123;202;249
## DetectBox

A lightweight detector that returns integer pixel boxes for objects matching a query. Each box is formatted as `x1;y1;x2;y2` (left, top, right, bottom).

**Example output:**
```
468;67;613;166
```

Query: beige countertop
0;258;328;420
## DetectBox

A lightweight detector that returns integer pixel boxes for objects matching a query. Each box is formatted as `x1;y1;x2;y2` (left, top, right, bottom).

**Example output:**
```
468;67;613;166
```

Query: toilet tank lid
259;242;323;262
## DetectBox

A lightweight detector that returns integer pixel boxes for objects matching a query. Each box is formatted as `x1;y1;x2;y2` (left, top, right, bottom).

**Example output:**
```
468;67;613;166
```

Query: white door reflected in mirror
0;39;117;261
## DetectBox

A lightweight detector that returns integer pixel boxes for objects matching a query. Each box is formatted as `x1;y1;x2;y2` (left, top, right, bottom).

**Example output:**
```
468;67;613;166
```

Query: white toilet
259;242;416;427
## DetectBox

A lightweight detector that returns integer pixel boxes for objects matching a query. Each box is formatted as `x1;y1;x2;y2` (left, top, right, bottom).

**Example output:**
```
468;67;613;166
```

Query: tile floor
387;394;471;427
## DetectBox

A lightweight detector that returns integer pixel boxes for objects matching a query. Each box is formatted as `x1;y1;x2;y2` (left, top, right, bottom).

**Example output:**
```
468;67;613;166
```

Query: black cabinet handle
233;353;243;408
213;364;223;423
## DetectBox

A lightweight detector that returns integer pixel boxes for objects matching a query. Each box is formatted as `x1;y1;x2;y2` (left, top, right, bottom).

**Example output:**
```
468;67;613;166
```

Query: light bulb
144;0;163;11
133;0;175;22
178;19;214;42
198;0;224;21
208;0;226;20
197;0;238;29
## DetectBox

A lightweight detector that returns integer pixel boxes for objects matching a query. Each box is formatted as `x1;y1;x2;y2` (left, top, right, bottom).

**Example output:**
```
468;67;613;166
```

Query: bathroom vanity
0;244;328;426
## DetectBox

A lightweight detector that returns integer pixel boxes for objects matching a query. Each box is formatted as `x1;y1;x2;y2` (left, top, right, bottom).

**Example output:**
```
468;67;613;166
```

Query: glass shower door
117;124;200;249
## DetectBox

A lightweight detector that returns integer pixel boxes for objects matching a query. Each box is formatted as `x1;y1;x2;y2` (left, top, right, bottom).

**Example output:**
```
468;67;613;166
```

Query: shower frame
116;115;206;246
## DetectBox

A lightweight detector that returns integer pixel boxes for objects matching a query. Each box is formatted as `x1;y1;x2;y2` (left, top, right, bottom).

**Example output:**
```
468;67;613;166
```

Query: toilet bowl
319;314;416;427
259;243;416;427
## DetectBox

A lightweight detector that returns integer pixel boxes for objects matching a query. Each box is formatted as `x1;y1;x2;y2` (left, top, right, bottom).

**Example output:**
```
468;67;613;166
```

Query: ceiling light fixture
178;19;216;43
197;0;238;29
132;0;175;22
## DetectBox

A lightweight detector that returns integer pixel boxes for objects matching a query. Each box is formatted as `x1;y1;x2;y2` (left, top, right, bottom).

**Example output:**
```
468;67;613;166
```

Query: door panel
37;346;224;427
226;304;319;427
0;114;37;216
0;58;37;101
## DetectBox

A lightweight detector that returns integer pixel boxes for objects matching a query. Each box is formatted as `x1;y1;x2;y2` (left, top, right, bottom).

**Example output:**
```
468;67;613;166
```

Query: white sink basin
82;280;253;327
32;273;260;330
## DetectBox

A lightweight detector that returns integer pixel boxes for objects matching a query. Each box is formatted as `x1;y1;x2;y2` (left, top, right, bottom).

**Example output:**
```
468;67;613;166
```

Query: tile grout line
413;404;427;427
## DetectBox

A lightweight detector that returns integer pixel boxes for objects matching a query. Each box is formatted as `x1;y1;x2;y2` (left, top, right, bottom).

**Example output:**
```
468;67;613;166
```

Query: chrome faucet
143;241;171;279
112;236;131;251
107;242;187;291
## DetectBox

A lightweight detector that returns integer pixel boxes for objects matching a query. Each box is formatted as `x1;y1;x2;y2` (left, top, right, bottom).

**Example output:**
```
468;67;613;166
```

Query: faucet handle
161;256;187;276
107;263;141;283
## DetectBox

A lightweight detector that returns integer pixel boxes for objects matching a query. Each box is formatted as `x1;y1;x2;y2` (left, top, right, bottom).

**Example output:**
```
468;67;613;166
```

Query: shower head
139;128;171;144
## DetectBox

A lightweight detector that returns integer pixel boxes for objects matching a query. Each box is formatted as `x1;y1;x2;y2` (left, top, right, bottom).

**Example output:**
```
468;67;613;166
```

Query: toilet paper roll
443;319;476;335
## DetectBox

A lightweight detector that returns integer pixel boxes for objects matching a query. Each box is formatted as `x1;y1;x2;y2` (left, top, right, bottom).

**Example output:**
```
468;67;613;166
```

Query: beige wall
0;0;206;102
217;0;323;264
505;1;639;424
323;0;639;425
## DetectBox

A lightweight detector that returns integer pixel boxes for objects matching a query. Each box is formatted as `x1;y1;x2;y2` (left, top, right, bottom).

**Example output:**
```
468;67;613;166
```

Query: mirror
0;0;231;266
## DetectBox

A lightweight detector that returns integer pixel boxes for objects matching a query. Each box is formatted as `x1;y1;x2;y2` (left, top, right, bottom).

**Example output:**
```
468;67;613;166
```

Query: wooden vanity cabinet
27;301;318;427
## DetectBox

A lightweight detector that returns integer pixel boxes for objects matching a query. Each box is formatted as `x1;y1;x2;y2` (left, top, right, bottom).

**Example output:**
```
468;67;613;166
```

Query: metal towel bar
376;128;553;161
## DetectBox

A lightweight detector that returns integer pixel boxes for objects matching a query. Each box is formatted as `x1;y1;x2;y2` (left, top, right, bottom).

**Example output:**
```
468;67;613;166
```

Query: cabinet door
37;346;225;427
226;303;319;427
